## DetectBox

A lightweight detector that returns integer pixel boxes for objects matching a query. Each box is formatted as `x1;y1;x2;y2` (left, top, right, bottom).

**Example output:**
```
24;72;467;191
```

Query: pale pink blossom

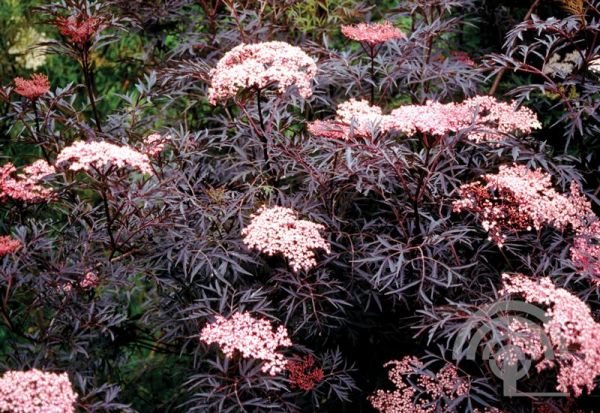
200;311;292;376
389;96;541;141
0;160;55;203
309;96;540;143
0;236;22;257
334;98;389;136
13;74;50;100
208;41;317;104
241;206;330;273
369;356;469;413
341;22;406;47
500;273;600;396
453;165;594;246
142;133;168;157
307;120;349;140
56;140;153;174
0;369;77;413
79;272;99;289
484;166;592;232
495;319;550;368
570;220;600;286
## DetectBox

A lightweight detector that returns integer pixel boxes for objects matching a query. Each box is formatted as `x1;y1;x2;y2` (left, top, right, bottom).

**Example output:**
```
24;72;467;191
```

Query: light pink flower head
142;133;169;157
56;141;153;175
0;236;22;257
453;164;594;246
388;96;541;141
307;120;349;140
208;41;317;104
0;160;55;204
500;273;600;396
341;21;406;47
570;221;600;286
241;206;330;273
309;96;540;143
369;356;469;413
80;272;99;289
0;369;77;413
14;74;50;100
200;311;292;376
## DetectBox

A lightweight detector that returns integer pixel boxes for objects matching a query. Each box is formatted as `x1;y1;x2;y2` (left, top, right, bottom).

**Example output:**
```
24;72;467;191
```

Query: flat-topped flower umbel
453;164;593;246
208;41;317;104
200;312;292;376
0;369;77;413
500;274;600;396
0;236;22;257
0;160;55;204
309;96;541;143
369;356;469;413
242;206;330;272
14;74;50;100
57;141;153;174
341;22;406;47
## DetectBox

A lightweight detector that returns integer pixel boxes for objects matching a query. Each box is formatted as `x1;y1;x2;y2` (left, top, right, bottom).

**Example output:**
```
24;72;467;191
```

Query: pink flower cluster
55;14;101;45
450;50;476;67
500;273;600;396
453;164;593;246
13;74;50;100
341;21;406;47
56;141;153;174
200;311;292;376
208;41;317;104
0;160;55;203
142;133;169;157
0;236;22;257
309;96;540;142
570;221;600;285
241;206;331;273
369;356;469;413
80;272;99;289
495;318;550;368
0;369;77;413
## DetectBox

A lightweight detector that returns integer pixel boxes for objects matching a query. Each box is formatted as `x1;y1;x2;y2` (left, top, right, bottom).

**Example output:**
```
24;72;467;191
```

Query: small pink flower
0;160;55;204
208;41;317;104
453;164;594;246
0;236;22;257
309;96;540;143
56;140;153;175
14;74;50;100
307;120;349;140
369;356;469;413
341;21;406;47
80;272;99;289
200;312;292;376
500;273;600;396
0;369;77;413
570;221;600;286
142;133;168;157
241;206;330;273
